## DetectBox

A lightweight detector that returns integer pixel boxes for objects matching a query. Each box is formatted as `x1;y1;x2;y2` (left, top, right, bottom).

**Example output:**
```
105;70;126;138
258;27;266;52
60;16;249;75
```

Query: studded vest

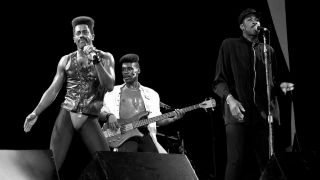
61;52;105;116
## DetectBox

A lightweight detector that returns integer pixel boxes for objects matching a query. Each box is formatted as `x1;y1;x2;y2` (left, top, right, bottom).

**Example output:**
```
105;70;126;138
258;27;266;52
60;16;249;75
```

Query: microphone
255;26;269;32
83;45;100;64
83;45;98;58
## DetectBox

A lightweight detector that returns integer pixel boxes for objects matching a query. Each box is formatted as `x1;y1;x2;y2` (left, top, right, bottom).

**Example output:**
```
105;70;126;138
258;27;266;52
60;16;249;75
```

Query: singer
23;16;115;175
212;8;294;180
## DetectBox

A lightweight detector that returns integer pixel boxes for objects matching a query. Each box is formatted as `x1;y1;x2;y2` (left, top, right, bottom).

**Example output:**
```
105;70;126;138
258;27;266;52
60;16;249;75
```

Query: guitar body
103;111;149;148
104;128;144;148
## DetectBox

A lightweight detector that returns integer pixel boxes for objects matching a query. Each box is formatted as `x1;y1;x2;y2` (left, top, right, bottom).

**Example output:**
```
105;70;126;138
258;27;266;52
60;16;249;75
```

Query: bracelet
105;113;113;121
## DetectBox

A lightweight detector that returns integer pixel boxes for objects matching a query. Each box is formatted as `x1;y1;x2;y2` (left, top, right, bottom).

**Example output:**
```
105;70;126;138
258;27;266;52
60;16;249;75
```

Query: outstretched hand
24;112;38;132
280;82;294;94
156;109;185;127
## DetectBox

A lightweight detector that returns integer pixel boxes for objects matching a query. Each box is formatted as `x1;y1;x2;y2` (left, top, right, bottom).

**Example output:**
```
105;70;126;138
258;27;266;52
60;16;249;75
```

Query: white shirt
101;83;167;153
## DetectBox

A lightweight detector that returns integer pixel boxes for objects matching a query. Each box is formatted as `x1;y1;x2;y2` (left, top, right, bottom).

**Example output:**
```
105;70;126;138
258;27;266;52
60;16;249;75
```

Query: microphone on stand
256;26;269;31
254;24;269;32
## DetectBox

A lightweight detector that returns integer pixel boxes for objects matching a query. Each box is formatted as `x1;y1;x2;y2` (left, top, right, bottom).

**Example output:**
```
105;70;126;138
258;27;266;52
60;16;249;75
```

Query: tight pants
50;108;110;170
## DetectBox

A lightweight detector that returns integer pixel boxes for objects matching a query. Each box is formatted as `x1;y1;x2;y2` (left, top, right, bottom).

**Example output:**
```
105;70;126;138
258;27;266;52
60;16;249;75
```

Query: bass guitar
103;98;216;148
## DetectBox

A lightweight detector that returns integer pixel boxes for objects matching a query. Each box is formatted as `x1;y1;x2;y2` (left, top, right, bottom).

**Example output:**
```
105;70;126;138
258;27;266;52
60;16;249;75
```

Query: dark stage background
0;1;318;179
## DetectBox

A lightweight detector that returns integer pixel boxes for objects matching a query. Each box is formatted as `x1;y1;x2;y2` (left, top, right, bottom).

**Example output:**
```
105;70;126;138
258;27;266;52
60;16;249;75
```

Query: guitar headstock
199;97;216;111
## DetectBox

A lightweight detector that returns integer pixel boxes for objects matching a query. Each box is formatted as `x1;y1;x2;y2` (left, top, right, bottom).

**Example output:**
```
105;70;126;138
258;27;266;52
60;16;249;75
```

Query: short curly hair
71;16;95;34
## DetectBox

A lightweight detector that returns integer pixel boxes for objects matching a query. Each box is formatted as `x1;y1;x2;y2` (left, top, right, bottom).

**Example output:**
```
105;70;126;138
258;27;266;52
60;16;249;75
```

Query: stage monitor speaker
79;151;199;180
0;149;60;180
260;152;318;180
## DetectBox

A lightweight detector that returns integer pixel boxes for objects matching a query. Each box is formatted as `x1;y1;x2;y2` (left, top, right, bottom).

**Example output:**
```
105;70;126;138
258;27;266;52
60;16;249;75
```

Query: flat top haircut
71;16;95;34
119;53;140;65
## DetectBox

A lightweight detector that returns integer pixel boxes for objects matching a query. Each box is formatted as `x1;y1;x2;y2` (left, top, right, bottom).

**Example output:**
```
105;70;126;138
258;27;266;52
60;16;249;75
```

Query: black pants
117;133;158;153
50;108;110;170
224;114;269;180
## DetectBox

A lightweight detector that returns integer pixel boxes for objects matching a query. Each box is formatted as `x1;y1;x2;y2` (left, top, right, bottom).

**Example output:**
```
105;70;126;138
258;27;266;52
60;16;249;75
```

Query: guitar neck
132;103;202;128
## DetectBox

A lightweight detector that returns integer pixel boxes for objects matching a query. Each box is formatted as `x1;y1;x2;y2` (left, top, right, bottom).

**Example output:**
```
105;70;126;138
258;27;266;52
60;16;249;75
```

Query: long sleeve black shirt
213;36;280;124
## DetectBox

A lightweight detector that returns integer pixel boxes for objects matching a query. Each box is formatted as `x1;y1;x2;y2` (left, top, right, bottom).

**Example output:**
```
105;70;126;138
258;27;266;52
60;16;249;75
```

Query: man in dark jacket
213;8;294;180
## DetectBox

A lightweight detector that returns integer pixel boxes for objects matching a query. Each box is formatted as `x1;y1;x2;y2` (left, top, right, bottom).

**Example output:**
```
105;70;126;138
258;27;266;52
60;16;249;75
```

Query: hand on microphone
83;45;101;65
83;45;97;59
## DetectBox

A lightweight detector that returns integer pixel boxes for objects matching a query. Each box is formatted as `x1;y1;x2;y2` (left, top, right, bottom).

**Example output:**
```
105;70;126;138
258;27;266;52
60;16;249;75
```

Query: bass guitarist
100;53;184;153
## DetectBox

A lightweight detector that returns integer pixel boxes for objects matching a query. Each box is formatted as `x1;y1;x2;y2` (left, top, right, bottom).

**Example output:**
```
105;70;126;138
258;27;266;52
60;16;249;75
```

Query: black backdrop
0;1;318;179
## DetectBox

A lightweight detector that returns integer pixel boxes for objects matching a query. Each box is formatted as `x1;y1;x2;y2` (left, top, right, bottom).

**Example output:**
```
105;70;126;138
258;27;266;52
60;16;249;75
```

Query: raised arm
94;51;115;91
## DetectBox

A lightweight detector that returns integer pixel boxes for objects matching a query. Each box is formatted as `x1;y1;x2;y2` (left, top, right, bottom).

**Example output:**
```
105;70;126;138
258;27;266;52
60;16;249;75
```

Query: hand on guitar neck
156;109;185;126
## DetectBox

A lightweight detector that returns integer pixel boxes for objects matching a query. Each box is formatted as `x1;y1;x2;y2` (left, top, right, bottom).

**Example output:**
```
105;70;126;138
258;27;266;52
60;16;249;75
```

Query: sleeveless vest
61;52;105;116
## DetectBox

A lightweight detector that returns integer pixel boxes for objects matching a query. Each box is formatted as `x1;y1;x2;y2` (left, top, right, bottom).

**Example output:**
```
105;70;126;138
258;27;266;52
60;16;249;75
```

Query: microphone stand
262;31;274;159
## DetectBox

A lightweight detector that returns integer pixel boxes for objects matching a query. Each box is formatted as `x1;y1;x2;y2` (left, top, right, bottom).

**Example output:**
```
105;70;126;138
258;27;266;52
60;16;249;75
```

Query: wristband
105;113;113;121
92;55;101;65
